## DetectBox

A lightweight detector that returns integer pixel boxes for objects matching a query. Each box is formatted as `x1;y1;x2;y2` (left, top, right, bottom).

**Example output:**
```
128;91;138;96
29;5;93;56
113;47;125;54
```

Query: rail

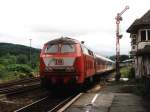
0;77;39;88
14;93;83;112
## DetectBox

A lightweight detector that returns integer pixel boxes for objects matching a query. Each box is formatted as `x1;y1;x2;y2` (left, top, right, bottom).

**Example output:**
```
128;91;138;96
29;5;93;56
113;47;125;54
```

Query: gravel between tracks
0;87;50;112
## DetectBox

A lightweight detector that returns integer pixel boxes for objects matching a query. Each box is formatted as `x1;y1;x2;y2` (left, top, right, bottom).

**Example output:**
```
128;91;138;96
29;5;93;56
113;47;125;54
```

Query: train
39;37;115;89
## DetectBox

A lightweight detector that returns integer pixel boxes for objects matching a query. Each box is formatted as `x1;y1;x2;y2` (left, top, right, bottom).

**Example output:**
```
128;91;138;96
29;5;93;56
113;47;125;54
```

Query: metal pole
29;39;32;65
115;6;129;81
115;15;121;81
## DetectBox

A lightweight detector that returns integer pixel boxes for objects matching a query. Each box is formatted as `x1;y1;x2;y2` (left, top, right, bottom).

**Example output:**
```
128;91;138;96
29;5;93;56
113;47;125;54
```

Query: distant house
127;10;150;79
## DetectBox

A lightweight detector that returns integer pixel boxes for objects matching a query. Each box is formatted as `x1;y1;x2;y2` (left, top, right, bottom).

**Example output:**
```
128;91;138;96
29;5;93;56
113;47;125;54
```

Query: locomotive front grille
44;66;76;73
53;68;66;72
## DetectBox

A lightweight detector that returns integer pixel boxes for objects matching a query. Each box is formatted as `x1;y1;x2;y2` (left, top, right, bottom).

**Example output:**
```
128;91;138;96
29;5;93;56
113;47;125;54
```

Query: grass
120;66;131;78
0;71;19;83
119;67;150;96
0;71;34;84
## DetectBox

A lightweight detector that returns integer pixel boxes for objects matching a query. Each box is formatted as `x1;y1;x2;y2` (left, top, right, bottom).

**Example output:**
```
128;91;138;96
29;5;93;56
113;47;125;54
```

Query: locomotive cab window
45;44;75;53
45;44;58;53
61;44;75;53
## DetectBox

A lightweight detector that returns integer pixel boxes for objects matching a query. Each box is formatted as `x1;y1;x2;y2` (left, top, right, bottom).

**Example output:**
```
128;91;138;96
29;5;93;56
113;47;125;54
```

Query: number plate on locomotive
55;59;64;65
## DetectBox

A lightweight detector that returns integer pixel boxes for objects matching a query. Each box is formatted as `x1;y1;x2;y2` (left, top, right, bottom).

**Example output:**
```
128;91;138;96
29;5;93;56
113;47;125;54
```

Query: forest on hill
0;43;41;82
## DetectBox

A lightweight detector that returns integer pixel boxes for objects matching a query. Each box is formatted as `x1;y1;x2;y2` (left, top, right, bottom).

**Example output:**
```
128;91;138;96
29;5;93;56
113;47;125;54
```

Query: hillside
0;43;40;57
0;43;41;82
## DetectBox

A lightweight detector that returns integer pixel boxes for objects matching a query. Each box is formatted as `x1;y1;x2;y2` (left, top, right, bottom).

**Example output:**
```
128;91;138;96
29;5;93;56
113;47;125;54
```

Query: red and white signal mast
115;6;129;81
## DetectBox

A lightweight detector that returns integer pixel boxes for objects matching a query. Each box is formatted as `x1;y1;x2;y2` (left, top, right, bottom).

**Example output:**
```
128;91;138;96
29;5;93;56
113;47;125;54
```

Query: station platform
65;81;148;112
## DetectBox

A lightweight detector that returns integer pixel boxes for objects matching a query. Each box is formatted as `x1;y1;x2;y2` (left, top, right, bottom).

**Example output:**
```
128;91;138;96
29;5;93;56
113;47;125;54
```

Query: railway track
0;72;113;112
0;83;41;97
0;83;49;112
0;77;40;88
13;74;111;112
14;93;82;112
0;77;40;95
0;80;41;102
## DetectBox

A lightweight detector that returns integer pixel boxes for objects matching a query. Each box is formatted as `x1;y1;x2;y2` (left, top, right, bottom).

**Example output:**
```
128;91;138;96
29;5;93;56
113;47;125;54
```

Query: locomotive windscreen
45;44;75;53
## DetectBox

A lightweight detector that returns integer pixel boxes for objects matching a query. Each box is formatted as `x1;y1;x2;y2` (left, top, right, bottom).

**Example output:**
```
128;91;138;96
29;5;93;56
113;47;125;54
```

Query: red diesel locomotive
39;37;114;88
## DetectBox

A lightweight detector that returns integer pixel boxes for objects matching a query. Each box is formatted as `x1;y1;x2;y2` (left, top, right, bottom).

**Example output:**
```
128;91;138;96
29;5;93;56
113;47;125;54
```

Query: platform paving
65;81;148;112
110;93;146;112
65;93;114;112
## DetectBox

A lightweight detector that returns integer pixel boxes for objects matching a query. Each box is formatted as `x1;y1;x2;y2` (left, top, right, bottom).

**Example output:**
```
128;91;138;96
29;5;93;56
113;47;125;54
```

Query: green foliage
120;67;150;96
0;64;5;71
0;58;10;65
0;43;40;57
0;42;40;68
109;55;130;62
6;64;33;74
17;54;28;64
0;64;5;77
120;67;135;79
0;54;17;65
128;67;135;79
5;53;17;63
0;43;40;82
120;67;130;78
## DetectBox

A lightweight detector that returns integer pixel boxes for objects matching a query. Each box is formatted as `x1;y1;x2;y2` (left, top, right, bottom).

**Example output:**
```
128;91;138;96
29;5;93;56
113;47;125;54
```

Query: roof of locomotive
45;37;80;45
95;54;115;63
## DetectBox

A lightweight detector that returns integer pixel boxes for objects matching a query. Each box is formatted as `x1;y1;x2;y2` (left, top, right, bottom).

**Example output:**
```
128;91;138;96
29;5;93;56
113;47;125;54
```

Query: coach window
45;44;58;53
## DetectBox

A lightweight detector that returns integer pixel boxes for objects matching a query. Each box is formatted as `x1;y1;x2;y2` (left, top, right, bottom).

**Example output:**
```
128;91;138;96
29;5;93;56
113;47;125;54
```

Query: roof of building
127;10;150;33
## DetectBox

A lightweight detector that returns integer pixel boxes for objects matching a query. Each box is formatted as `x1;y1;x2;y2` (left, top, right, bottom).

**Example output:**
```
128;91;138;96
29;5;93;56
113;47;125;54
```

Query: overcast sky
0;0;149;56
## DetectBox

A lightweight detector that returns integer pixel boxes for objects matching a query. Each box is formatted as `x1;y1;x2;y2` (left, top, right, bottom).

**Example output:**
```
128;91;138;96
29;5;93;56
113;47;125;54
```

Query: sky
0;0;149;56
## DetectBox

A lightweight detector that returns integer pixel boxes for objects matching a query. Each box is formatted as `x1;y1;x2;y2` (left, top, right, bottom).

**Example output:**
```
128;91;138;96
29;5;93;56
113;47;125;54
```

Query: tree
109;55;130;62
17;54;28;64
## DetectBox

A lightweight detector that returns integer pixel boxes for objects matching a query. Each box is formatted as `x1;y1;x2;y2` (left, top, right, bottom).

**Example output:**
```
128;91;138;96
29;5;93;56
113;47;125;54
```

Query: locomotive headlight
66;66;75;72
45;66;53;72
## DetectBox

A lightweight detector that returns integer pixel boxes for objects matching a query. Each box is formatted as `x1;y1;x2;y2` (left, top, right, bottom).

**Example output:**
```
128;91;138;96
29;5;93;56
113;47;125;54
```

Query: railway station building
127;10;150;79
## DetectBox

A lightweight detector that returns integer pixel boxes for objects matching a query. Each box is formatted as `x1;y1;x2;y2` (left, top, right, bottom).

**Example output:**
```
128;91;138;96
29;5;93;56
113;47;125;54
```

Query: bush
0;64;5;71
0;59;10;65
16;72;27;79
128;67;135;79
6;64;33;74
0;64;5;77
121;67;130;78
17;54;28;64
